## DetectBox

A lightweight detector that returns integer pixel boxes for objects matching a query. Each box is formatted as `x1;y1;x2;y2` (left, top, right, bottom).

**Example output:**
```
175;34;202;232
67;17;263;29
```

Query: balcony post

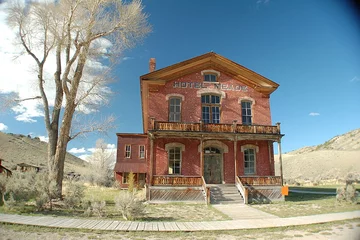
149;134;154;185
200;138;204;177
234;138;237;180
232;120;237;133
276;122;281;134
150;117;155;130
277;140;284;186
199;119;203;132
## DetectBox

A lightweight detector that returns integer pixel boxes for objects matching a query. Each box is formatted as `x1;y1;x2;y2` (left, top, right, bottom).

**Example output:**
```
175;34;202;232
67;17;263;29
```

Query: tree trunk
52;103;76;197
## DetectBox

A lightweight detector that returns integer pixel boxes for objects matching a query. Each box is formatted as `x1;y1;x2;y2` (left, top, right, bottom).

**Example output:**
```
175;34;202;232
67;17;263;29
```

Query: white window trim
165;143;185;175
240;99;254;125
198;140;229;153
139;145;145;159
241;144;258;175
240;144;259;153
123;172;129;184
197;88;226;98
166;93;185;101
165;142;185;152
238;97;255;105
168;96;182;122
201;69;221;77
125;145;131;158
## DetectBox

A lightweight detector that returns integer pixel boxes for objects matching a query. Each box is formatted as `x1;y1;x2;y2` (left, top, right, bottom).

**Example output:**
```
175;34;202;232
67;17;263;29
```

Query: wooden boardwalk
0;211;359;232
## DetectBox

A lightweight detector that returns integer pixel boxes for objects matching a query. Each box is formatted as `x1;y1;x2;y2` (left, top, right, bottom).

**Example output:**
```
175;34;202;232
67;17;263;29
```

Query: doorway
204;147;223;184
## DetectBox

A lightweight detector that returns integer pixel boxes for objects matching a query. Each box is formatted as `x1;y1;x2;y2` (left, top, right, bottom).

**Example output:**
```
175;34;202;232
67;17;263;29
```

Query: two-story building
114;52;285;204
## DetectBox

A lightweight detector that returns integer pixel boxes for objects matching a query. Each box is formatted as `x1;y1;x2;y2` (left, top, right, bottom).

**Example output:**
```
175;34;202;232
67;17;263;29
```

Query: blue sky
0;0;359;157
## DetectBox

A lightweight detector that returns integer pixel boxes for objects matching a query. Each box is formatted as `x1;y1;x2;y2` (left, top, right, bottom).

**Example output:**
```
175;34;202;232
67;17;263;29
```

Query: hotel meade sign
173;81;248;92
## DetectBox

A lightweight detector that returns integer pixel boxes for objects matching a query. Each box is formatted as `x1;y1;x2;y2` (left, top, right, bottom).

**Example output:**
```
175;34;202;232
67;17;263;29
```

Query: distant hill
275;128;360;183
287;128;360;154
0;131;88;175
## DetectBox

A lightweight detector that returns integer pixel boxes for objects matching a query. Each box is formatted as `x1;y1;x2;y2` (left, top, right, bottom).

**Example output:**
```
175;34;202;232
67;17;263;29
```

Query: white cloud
68;147;86;154
107;143;116;149
257;0;270;5
0;123;8;131
0;2;113;122
87;148;97;153
38;135;49;142
350;76;359;83
309;112;320;116
122;56;134;61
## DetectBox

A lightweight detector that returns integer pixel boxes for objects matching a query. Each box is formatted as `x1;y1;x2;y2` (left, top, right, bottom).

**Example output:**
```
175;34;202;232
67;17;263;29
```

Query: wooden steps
209;184;244;204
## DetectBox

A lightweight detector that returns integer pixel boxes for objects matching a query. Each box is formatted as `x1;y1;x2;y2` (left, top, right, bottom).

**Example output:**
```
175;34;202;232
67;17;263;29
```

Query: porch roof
114;162;147;173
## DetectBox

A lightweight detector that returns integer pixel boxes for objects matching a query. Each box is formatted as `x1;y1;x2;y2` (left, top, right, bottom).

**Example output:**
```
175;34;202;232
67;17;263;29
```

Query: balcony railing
152;175;202;186
152;121;280;134
239;176;282;186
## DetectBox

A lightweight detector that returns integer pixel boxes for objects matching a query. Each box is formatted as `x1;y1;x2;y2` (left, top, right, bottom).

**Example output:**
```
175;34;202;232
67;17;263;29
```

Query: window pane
212;106;220;123
241;101;252;125
168;147;181;175
244;148;255;174
169;98;181;122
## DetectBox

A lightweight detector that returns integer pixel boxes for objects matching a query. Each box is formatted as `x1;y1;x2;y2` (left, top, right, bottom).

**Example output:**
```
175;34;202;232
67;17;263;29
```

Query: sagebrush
115;191;145;220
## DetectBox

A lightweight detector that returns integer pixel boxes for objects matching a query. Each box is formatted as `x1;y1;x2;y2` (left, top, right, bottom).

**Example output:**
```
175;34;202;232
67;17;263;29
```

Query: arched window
169;97;181;122
201;94;220;123
204;147;221;154
241;101;252;125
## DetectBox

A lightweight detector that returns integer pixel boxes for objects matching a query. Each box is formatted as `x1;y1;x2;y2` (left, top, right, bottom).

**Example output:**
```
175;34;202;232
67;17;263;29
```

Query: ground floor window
123;172;129;184
168;147;181;174
244;148;256;174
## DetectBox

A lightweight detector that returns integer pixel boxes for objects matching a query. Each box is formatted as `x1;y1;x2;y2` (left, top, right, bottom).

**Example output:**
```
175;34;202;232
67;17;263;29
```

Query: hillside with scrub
275;128;360;184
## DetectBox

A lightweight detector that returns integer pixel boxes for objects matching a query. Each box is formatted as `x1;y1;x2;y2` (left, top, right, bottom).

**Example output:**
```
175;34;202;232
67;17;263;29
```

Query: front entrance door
204;147;222;184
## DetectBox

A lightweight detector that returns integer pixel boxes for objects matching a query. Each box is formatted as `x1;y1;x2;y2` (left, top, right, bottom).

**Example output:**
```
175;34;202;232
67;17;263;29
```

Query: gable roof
140;52;280;133
140;52;279;95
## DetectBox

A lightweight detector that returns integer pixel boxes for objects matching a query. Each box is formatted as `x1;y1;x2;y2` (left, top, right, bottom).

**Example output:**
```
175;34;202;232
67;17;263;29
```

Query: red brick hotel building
114;52;285;204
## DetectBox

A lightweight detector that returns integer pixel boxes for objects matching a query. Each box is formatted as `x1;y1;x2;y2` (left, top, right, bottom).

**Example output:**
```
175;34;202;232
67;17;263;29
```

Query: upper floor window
169;97;181;122
139;145;145;159
244;148;256;175
202;94;220;123
125;145;131;158
204;73;217;82
241;101;252;125
168;147;181;175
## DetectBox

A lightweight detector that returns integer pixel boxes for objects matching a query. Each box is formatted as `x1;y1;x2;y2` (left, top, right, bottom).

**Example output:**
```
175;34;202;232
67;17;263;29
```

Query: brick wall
147;71;272;129
151;139;273;183
116;135;148;162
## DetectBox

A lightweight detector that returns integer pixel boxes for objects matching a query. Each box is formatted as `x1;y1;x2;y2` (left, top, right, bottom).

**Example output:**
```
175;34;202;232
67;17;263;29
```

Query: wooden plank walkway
0;211;359;232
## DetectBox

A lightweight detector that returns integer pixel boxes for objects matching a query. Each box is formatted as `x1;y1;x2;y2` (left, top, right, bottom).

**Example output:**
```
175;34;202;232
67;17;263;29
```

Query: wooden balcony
152;175;202;186
152;121;280;134
239;176;282;186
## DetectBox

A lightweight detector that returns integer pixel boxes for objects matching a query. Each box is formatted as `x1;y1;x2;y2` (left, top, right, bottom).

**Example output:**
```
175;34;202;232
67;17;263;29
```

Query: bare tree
87;138;115;187
5;0;151;196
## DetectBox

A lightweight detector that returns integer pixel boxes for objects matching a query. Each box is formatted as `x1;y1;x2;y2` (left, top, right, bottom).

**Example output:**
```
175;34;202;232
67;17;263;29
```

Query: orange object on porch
281;186;289;196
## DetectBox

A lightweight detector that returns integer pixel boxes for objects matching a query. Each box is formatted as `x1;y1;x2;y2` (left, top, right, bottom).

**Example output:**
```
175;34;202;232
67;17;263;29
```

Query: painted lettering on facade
173;82;248;92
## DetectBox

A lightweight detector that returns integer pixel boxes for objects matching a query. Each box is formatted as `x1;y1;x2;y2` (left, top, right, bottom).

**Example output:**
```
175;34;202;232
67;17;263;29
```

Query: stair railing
235;176;248;204
201;176;211;205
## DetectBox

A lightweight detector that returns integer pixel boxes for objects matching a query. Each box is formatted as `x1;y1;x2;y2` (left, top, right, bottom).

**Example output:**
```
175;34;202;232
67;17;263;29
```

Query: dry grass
144;203;230;222
0;186;228;222
252;190;360;218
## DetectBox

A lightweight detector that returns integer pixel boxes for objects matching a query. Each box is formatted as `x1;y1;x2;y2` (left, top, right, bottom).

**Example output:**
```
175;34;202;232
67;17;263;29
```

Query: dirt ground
0;221;359;240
